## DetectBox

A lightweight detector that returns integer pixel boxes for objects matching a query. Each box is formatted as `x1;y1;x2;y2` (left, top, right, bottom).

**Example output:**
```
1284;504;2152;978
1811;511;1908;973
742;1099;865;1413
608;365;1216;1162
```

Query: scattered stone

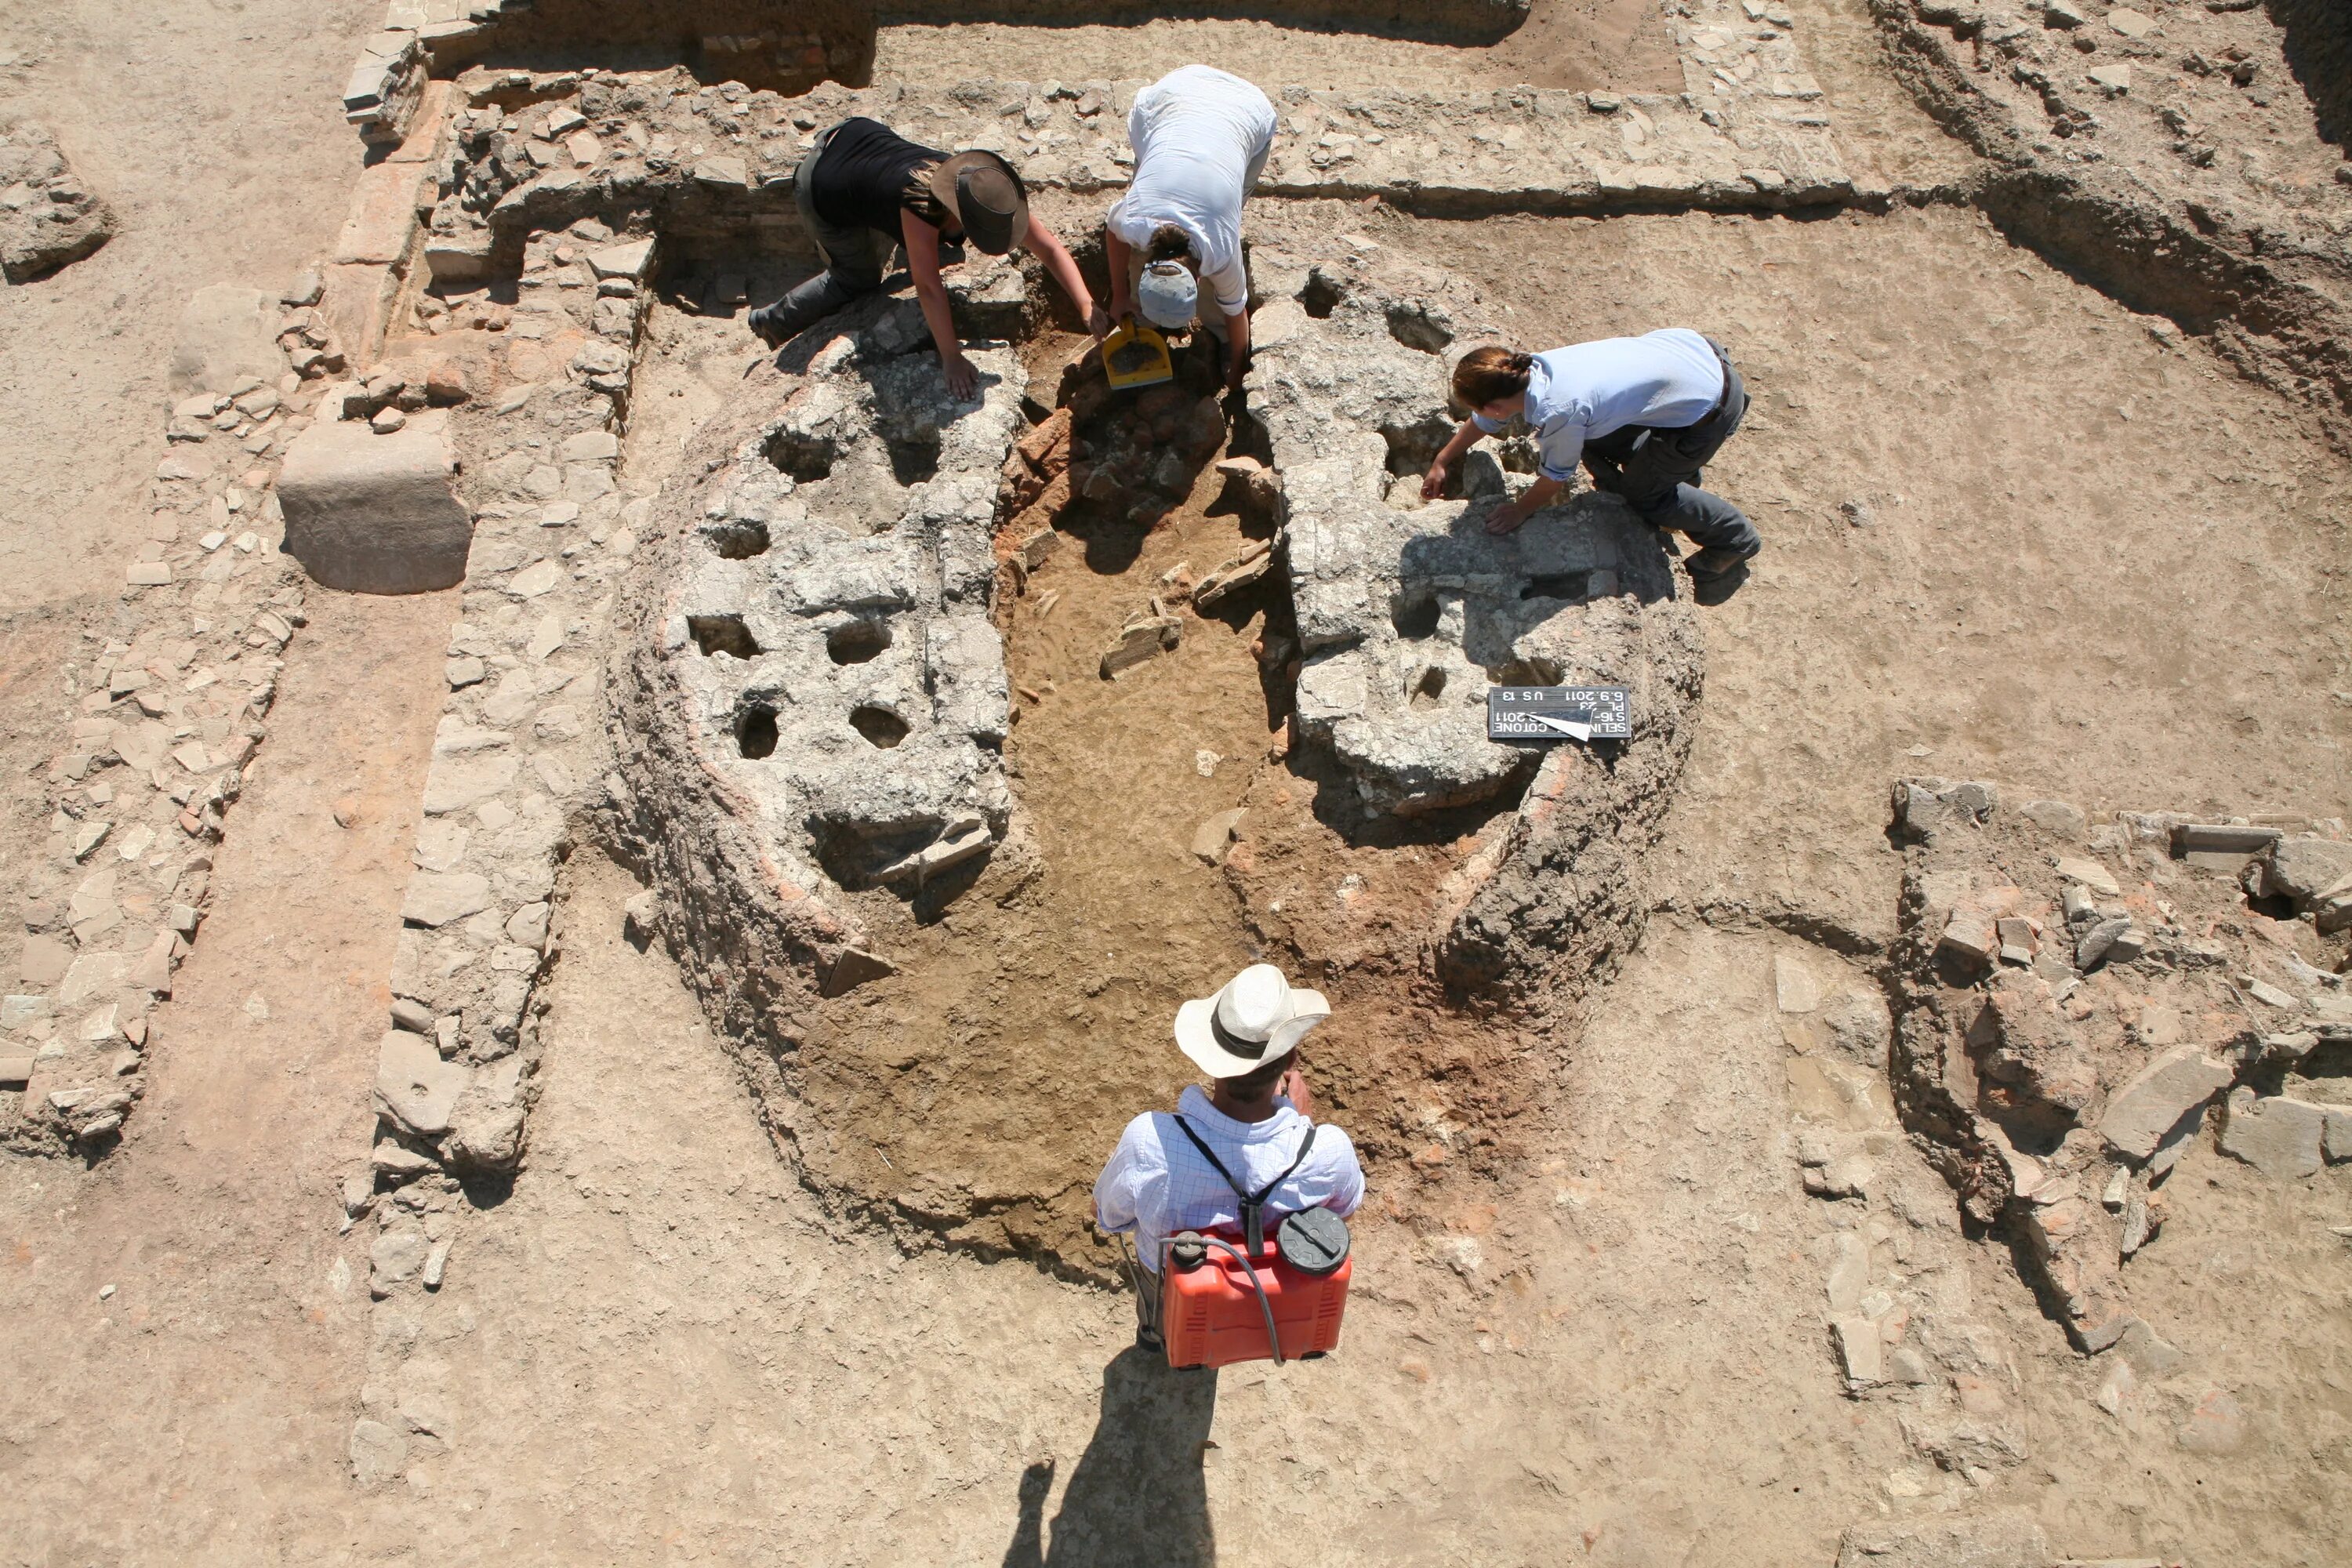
423;1240;452;1289
401;871;492;929
821;946;896;997
2176;1388;2245;1454
368;1226;430;1296
169;285;286;396
1099;615;1181;679
1773;953;1821;1014
2053;856;2120;897
0;121;116;282
349;1417;408;1486
445;1104;526;1173
2020;800;2087;840
1190;539;1276;613
375;1030;470;1138
2218;1088;2325;1178
622;889;659;944
1191;808;1247;866
2107;6;2154;38
389;997;434;1035
1831;1316;1882;1386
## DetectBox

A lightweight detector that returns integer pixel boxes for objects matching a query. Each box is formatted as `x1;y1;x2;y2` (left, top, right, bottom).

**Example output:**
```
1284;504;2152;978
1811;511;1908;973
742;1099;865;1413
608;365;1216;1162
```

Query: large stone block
2099;1046;2233;1162
169;284;285;396
277;410;473;594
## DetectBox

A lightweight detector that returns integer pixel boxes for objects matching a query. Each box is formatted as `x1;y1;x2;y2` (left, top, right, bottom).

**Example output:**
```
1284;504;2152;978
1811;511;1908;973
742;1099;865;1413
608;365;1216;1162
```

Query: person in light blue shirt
1422;329;1761;578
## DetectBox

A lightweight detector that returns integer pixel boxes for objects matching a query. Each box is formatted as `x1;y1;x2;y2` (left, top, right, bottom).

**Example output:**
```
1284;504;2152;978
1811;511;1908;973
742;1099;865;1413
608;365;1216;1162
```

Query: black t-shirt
810;117;947;239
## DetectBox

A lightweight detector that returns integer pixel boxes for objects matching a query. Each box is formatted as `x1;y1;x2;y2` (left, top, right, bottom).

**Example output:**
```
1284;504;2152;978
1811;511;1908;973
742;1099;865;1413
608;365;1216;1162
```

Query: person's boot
1686;543;1759;579
746;302;791;349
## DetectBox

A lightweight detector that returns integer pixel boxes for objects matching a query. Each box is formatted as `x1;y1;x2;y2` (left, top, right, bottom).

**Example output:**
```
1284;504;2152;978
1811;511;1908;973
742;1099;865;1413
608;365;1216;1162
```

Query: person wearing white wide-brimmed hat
1094;964;1365;1345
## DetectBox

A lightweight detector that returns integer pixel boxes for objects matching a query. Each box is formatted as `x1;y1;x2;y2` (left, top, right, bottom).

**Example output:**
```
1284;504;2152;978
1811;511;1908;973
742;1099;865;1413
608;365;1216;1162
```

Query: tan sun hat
1174;964;1332;1080
927;151;1029;255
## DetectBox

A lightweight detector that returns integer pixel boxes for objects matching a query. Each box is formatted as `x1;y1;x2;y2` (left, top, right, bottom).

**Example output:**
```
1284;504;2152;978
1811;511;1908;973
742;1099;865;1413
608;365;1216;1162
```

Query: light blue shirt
1472;328;1726;483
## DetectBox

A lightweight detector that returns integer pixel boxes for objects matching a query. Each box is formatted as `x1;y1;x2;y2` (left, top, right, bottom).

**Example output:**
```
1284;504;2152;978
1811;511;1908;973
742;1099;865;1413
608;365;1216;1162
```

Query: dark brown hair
1147;223;1195;263
1452;346;1534;411
1218;1048;1298;1099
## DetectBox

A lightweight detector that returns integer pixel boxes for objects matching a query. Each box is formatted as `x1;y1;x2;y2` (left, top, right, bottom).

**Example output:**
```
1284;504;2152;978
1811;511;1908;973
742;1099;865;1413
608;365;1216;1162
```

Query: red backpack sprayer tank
1112;1116;1354;1371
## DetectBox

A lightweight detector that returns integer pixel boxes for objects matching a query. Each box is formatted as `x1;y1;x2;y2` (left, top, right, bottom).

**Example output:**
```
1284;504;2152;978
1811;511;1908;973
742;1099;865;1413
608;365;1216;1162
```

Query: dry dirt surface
0;0;2350;1563
872;0;1681;96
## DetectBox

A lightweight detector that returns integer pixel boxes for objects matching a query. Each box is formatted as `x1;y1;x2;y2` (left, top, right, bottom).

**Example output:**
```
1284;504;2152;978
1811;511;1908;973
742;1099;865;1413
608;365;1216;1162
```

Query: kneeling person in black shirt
749;117;1105;398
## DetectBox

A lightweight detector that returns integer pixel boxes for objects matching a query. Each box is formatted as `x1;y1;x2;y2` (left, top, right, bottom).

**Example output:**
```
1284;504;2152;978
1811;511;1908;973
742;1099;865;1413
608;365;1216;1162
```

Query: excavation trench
612;222;1699;1279
786;325;1542;1276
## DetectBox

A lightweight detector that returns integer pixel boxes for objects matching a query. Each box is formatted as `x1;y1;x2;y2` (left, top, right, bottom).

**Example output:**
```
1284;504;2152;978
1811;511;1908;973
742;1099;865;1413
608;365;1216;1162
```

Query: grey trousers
756;127;920;336
1581;343;1759;557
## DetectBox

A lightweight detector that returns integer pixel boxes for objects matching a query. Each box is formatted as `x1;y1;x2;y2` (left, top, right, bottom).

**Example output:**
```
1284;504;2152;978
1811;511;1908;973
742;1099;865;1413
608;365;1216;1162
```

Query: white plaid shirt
1094;1085;1364;1272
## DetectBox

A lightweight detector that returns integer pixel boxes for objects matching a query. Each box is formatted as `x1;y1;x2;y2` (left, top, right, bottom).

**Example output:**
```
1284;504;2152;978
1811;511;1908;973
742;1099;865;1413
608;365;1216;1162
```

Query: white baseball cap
1137;260;1199;331
1174;964;1332;1080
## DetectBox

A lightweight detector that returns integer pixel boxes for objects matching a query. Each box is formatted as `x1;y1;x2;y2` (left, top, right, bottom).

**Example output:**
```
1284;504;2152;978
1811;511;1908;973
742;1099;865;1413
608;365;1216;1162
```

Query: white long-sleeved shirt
1472;328;1726;482
1094;1085;1363;1272
1105;66;1277;319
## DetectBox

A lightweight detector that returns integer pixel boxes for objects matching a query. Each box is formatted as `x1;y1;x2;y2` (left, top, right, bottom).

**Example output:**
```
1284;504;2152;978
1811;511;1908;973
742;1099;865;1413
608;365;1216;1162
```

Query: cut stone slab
2218;1090;2325;1179
374;1029;470;1138
169;284;287;397
277;409;473;593
2100;1046;2234;1161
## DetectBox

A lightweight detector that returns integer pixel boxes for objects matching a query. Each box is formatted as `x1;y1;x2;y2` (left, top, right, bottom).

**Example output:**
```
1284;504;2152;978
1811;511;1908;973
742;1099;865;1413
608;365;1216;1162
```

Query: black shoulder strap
1172;1115;1319;1255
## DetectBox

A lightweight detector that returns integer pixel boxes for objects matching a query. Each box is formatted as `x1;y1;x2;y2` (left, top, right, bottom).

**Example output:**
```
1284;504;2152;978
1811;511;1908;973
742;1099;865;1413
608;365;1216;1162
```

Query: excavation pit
609;230;1707;1275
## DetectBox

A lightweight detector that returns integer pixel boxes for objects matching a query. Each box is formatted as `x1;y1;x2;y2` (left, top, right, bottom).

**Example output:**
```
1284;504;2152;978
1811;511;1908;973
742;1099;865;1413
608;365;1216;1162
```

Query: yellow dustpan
1102;320;1174;390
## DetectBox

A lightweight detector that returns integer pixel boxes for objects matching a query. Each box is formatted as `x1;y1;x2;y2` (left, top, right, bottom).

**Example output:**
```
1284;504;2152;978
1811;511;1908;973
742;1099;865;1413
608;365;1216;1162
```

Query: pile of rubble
0;118;114;283
1886;777;2350;1356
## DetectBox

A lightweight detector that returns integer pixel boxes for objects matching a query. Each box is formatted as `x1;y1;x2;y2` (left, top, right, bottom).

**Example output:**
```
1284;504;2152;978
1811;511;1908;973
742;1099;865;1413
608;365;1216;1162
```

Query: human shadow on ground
1000;1345;1220;1567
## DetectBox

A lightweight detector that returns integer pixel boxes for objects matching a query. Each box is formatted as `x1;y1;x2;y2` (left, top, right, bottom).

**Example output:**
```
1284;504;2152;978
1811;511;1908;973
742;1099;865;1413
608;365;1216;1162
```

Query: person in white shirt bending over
1425;330;1762;580
1094;964;1365;1349
1102;65;1279;394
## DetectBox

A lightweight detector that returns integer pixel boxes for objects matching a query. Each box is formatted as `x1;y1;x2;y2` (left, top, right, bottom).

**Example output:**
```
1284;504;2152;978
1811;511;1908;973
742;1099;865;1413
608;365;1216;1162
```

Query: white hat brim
1173;987;1331;1080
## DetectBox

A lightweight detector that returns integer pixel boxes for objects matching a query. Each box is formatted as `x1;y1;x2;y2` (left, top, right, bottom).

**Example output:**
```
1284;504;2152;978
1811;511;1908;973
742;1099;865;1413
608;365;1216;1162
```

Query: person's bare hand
1485;497;1532;536
942;352;979;401
1278;1067;1315;1117
1421;459;1450;501
1084;303;1112;341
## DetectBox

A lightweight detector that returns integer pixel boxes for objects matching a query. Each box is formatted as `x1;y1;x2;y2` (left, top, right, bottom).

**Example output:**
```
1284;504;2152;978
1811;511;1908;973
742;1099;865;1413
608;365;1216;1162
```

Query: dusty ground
872;0;1681;96
1;0;2350;1563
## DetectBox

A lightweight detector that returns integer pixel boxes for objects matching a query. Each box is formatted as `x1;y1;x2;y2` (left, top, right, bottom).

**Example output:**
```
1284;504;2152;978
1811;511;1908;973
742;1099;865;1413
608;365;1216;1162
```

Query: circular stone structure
610;249;1704;1265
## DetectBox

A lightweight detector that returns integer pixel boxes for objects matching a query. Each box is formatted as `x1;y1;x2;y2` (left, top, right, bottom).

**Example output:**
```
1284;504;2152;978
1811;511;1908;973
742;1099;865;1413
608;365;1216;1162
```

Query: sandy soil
0;589;456;1562
0;0;383;610
872;0;1681;95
